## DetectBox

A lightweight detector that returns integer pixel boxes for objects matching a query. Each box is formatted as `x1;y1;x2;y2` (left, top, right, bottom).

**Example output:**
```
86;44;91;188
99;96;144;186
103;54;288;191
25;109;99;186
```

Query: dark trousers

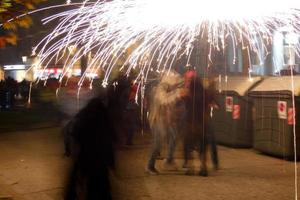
183;119;218;168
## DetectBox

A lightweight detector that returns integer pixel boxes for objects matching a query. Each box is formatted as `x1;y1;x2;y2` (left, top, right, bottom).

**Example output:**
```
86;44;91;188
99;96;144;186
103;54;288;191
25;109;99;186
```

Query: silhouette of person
64;97;116;200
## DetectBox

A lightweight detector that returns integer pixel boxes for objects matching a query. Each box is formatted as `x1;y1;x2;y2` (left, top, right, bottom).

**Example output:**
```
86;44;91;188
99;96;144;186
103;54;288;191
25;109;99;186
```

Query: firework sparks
33;0;300;85
28;2;300;199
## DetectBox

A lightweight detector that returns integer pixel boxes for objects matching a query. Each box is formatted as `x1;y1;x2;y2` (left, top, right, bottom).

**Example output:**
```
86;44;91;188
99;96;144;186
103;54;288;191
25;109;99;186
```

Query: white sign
3;65;26;70
225;96;233;112
277;101;287;119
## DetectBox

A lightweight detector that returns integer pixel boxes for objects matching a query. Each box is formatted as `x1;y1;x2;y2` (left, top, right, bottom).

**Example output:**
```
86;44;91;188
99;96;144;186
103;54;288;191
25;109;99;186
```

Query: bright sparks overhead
34;0;300;85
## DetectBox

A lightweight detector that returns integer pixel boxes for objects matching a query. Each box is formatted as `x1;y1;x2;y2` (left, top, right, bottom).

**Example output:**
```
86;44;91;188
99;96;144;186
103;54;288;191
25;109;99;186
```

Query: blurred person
62;117;76;157
183;76;219;176
107;74;130;138
122;80;140;145
18;79;30;101
0;80;5;109
64;97;116;200
106;72;142;146
145;71;188;175
205;77;219;170
59;77;98;157
142;76;161;134
3;77;18;109
62;86;108;157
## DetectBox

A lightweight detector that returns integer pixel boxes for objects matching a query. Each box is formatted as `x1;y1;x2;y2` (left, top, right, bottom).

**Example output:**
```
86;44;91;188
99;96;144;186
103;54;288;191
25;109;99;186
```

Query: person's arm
155;84;187;106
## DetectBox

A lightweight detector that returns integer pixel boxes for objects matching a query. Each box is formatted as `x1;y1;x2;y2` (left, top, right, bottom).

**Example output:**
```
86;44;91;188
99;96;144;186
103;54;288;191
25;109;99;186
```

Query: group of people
61;67;219;199
145;68;219;176
0;77;29;109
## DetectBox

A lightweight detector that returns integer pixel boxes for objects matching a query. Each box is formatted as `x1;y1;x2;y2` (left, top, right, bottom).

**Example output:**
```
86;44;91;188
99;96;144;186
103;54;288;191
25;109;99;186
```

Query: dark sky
0;0;76;65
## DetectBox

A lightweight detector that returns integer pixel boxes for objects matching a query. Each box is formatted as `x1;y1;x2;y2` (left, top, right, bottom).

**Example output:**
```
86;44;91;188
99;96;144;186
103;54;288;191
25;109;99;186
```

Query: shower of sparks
24;2;300;198
33;0;300;86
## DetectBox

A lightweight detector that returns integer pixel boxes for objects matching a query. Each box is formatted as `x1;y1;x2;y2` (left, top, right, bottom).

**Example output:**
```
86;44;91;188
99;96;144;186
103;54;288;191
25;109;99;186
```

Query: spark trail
31;2;300;199
33;0;300;85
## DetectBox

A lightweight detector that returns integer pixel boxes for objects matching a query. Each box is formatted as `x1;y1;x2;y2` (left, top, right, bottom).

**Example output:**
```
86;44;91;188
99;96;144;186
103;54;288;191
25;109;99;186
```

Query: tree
0;0;45;48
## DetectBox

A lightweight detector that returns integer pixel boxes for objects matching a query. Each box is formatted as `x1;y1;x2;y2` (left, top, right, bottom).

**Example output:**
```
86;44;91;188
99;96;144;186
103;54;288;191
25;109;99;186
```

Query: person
106;73;141;146
19;79;30;102
64;97;116;200
3;77;18;109
62;120;72;157
145;71;187;175
122;80;140;145
205;77;219;171
0;80;5;109
182;76;219;176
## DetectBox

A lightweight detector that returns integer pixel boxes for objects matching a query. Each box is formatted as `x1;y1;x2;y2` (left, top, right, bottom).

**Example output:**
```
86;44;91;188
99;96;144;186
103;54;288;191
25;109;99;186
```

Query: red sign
277;101;287;119
232;104;240;120
225;96;233;112
288;108;296;125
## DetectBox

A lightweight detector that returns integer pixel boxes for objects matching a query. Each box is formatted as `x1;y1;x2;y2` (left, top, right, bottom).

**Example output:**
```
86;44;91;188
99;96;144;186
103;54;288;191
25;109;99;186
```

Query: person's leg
125;108;139;145
183;135;190;167
63;119;73;157
163;125;179;171
199;132;208;176
64;161;80;200
207;119;219;170
166;125;177;164
146;126;161;174
86;169;112;200
183;135;196;175
180;109;191;168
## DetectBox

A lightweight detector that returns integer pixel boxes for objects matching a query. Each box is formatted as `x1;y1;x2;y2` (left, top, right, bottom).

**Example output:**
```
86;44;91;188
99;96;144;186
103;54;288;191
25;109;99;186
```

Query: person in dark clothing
2;77;18;109
205;78;219;171
107;73;141;146
183;76;219;176
123;81;140;145
62;118;76;157
64;97;116;200
19;79;30;102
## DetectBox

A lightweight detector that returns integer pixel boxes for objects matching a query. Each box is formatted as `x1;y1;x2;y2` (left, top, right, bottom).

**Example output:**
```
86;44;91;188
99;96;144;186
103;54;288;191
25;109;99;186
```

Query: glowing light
22;56;27;63
33;0;300;85
3;65;26;70
28;2;300;198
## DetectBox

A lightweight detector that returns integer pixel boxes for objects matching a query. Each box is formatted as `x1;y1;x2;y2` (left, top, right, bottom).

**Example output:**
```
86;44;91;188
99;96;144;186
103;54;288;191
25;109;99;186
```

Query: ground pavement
0;127;298;200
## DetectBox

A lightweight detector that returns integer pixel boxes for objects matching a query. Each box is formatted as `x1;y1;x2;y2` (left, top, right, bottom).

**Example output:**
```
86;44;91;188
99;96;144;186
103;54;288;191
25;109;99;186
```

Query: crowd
60;67;220;199
0;68;220;199
0;77;62;110
0;77;29;109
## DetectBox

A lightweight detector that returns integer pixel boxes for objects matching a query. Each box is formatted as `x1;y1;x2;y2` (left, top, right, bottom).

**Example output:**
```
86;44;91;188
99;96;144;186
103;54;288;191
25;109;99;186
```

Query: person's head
186;65;194;71
160;70;184;88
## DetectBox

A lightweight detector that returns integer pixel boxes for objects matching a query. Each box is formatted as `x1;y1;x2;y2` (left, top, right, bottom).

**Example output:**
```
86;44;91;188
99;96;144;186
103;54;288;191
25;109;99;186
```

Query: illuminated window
283;32;299;66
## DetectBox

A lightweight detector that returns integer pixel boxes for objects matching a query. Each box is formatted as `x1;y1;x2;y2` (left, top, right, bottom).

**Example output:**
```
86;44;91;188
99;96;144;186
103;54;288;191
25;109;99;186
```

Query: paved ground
0;127;299;200
0;127;69;200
